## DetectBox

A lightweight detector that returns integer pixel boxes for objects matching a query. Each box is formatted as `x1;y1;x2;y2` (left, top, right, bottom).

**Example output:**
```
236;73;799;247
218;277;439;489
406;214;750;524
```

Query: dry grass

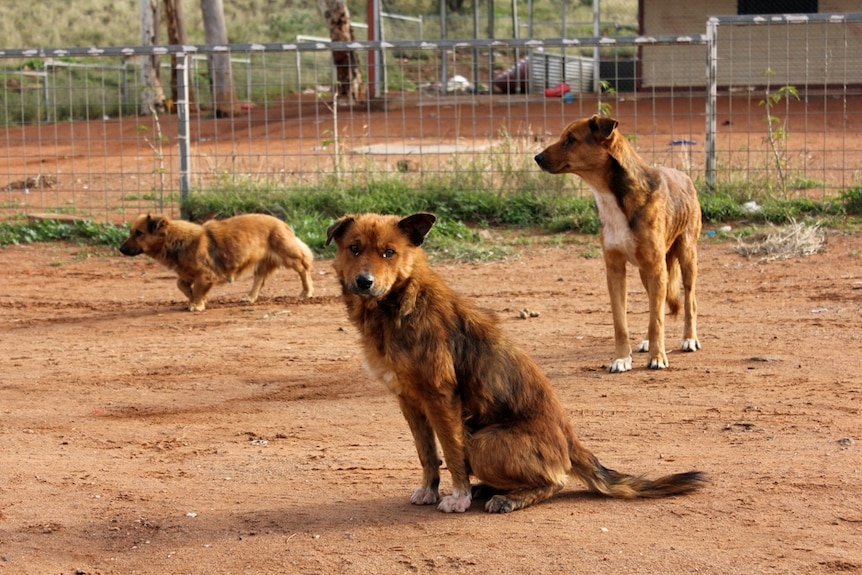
734;220;825;262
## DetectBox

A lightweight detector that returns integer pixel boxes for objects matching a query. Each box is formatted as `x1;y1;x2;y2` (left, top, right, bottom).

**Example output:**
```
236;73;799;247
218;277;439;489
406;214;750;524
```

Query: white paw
648;356;669;369
681;338;701;352
410;487;438;505
437;491;472;513
637;340;649;352
609;355;633;373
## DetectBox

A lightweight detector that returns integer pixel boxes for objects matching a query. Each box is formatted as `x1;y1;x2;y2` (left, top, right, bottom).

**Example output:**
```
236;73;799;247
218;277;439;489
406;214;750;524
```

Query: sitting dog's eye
382;248;395;259
565;134;576;147
135;230;143;237
349;244;361;256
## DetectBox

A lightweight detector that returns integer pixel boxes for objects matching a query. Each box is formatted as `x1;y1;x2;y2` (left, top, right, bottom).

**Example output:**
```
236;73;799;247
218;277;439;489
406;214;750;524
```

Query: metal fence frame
2;13;861;223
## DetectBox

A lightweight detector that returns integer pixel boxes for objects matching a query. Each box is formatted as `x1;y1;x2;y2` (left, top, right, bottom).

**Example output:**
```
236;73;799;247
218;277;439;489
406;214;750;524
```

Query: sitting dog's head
534;114;619;176
325;212;436;299
119;214;167;257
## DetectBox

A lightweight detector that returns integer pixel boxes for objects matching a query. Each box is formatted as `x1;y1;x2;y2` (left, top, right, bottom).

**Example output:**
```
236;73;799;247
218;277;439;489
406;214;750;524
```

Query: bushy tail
296;236;314;268
573;452;706;499
665;256;682;316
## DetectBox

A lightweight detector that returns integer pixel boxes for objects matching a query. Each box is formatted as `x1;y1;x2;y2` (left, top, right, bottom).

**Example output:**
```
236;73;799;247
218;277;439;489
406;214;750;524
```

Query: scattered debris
396;159;417;172
741;201;762;214
444;75;474;94
26;212;89;224
5;174;57;191
734;220;824;261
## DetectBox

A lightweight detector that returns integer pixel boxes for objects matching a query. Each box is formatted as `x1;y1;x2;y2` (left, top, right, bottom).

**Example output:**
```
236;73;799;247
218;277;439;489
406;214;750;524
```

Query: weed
759;68;800;195
0;217;127;247
597;80;615;116
138;106;170;212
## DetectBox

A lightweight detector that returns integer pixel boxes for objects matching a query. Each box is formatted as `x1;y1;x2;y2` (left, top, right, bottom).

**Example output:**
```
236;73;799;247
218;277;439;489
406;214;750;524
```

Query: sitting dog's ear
589;115;618;142
325;216;355;246
398;213;437;246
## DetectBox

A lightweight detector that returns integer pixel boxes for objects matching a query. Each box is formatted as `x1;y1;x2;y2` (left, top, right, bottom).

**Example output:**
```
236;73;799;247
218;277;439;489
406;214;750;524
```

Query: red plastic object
544;82;571;98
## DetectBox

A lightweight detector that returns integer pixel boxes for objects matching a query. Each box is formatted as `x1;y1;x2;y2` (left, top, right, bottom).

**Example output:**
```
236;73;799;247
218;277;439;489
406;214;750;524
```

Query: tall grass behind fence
0;16;860;225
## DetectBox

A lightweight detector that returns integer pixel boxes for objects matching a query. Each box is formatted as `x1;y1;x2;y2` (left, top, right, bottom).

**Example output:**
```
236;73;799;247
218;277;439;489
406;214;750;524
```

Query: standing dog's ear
145;214;165;234
325;216;355;246
398;213;437;247
588;115;619;142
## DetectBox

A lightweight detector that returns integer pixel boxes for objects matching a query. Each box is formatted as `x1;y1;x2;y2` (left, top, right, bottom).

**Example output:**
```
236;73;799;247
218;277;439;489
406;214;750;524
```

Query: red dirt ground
1;93;862;573
1;227;861;574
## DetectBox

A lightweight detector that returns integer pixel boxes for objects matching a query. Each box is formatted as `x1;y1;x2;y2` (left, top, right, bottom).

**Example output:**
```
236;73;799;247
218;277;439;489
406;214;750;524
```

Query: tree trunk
318;0;363;104
200;0;240;117
164;0;197;111
140;0;167;115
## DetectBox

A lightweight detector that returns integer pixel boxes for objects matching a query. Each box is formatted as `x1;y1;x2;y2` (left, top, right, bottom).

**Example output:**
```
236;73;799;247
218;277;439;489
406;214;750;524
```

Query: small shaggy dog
119;213;314;311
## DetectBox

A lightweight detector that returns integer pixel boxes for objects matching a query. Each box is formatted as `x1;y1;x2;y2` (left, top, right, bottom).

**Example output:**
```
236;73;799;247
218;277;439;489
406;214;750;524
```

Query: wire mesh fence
705;12;862;198
0;12;860;224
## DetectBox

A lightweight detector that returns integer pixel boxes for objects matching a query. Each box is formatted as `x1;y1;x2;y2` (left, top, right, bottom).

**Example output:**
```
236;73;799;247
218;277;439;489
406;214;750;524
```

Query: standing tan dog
120;213;314;311
326;212;705;513
535;115;702;372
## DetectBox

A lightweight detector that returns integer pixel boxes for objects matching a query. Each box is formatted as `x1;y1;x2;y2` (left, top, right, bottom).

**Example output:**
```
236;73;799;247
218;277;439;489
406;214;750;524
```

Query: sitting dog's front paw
437;492;472;513
410;487;438;505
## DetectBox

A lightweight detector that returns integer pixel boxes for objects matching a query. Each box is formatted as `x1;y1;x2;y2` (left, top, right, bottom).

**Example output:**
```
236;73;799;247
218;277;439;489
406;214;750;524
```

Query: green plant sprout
598;80;615;116
759;68;800;195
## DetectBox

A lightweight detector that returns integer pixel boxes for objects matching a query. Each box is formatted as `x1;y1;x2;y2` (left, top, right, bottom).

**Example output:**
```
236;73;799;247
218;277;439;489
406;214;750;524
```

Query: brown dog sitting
535;115;702;373
326;212;705;513
120;213;314;311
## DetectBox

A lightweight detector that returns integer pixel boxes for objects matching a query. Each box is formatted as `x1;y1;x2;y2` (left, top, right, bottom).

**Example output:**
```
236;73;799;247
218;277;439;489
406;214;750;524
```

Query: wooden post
164;0;197;112
200;0;240;117
139;0;166;114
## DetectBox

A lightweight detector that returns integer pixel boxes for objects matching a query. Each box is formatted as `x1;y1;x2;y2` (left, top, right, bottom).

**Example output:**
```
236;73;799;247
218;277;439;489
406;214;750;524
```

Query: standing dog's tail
571;448;706;498
665;256;682;316
296;236;314;268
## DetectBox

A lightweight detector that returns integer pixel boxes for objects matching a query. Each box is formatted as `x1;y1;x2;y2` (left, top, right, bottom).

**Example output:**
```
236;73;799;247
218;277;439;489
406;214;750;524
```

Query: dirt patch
1;230;860;574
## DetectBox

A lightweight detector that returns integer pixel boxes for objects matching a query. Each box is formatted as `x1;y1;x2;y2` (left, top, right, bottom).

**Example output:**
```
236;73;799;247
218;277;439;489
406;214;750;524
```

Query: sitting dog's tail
665;257;683;316
571;448;706;498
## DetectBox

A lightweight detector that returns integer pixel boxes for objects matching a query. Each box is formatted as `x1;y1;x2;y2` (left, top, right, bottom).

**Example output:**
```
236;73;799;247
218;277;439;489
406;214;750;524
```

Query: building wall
639;0;862;88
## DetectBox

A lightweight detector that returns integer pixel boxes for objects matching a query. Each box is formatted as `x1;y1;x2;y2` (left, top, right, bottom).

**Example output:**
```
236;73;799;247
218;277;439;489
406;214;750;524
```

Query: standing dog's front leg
397;396;441;506
189;279;213;312
604;251;632;373
177;277;194;301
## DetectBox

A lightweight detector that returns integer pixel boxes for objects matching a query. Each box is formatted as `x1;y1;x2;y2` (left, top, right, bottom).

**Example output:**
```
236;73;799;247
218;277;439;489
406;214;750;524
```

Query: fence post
176;52;192;219
705;17;718;191
42;60;51;123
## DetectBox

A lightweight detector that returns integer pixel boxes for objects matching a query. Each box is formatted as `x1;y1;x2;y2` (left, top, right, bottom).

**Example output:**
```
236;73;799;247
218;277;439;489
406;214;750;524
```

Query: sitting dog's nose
534;153;545;166
355;273;374;291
